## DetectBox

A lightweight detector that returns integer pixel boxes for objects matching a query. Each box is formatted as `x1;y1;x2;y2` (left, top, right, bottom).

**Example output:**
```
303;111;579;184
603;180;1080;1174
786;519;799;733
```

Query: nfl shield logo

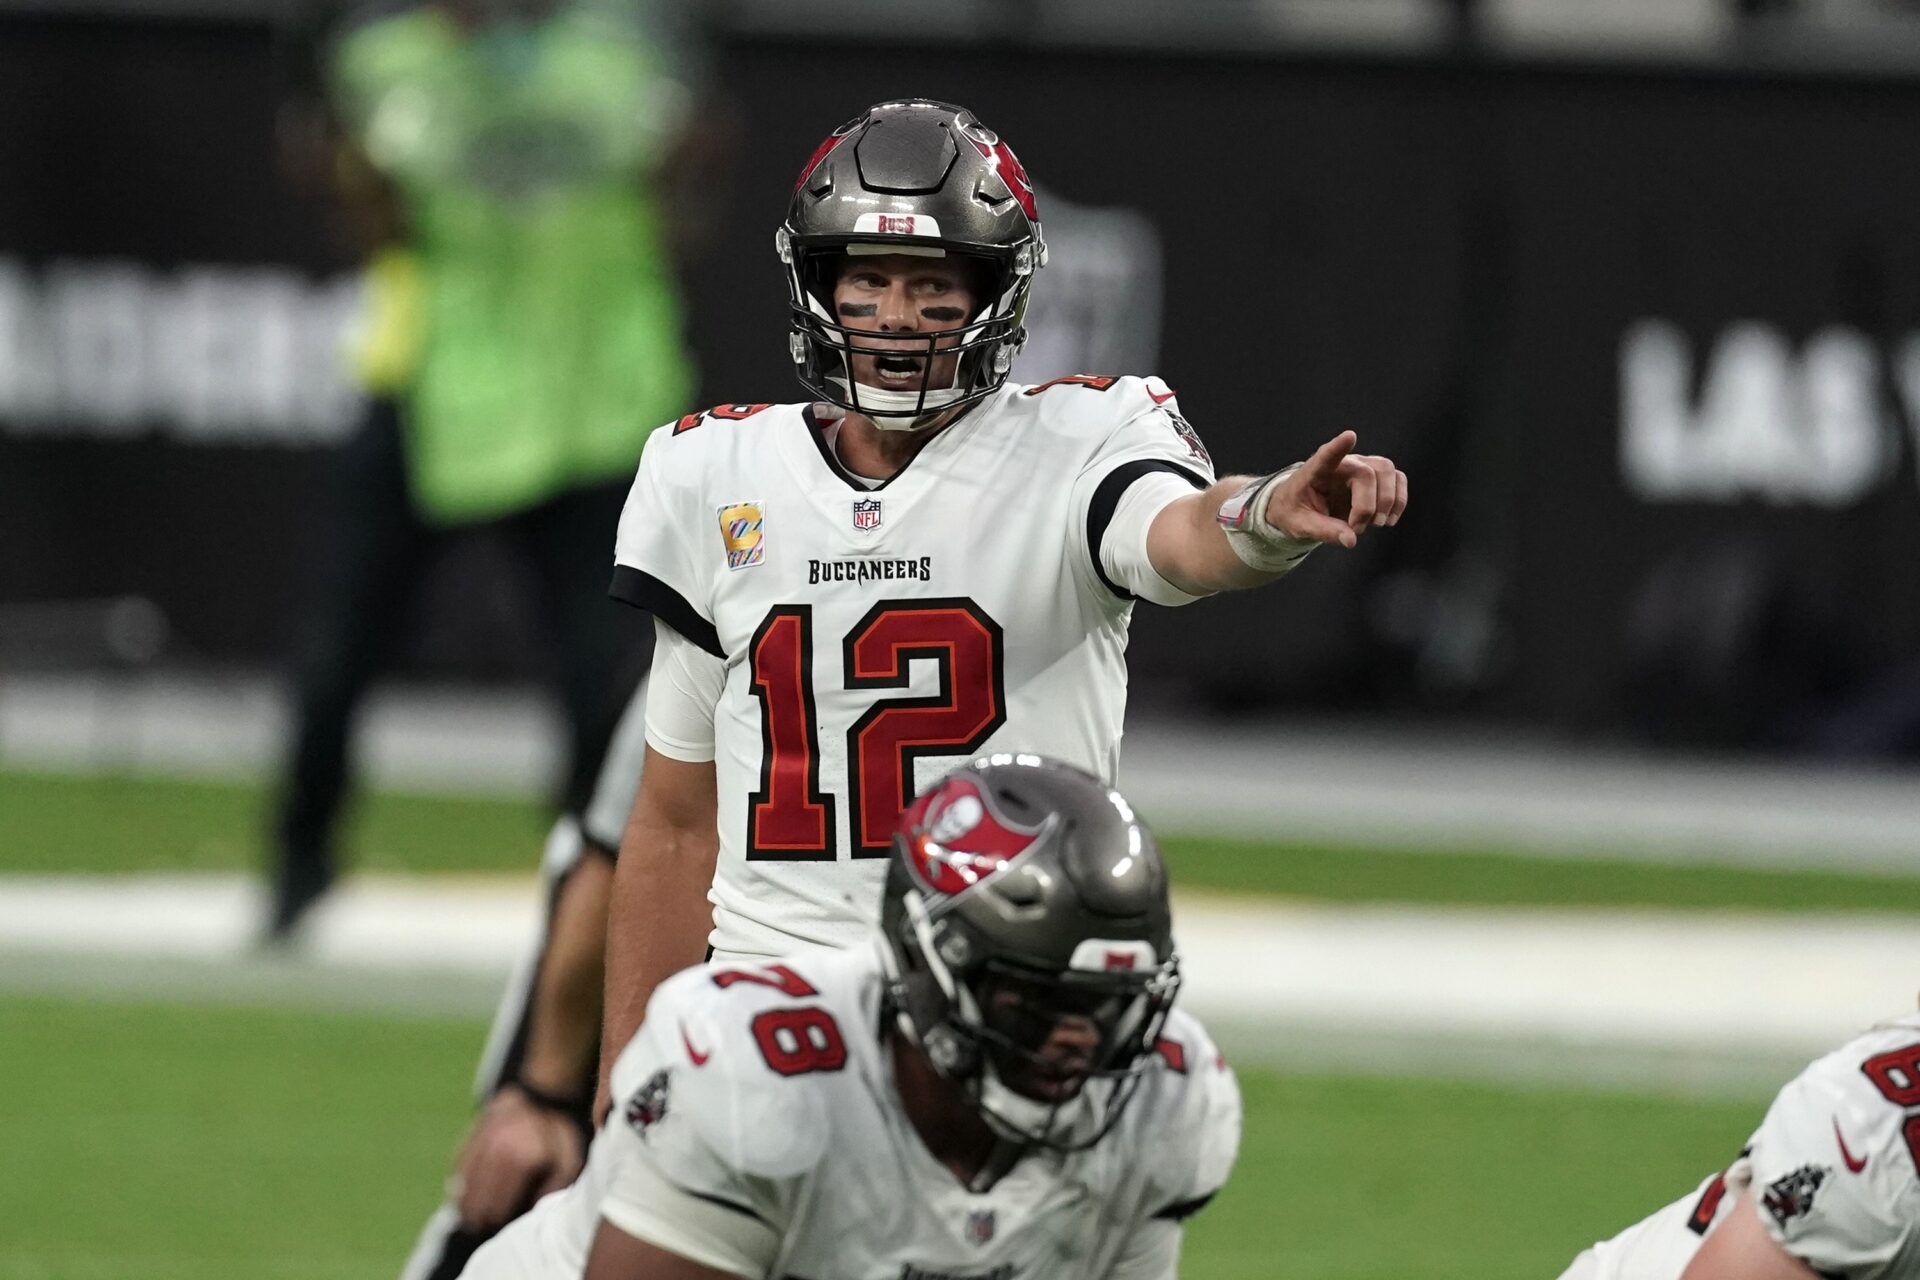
851;497;883;532
965;1209;995;1245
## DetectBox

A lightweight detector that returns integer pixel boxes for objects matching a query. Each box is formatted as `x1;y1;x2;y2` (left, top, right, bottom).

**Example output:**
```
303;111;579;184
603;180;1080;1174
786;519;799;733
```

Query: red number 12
747;598;1005;860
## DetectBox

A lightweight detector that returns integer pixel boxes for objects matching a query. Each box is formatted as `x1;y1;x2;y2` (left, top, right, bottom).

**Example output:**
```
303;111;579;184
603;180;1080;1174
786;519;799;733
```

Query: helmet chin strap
974;1061;1100;1147
829;375;967;432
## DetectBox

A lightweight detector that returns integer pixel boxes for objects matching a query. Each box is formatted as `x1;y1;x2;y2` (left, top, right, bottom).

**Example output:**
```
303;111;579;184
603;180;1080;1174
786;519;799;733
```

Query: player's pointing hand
1264;430;1408;549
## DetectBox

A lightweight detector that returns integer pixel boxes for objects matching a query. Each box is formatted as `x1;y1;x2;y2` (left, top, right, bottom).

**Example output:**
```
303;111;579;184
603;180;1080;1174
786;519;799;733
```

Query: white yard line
2;874;1913;1093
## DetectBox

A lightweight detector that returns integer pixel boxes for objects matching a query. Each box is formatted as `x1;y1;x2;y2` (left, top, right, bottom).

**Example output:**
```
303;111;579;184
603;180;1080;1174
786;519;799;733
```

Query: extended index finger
1301;430;1358;480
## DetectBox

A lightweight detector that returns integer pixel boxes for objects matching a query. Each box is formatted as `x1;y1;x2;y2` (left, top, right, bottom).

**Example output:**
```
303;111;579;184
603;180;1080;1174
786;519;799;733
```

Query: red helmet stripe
794;132;847;192
968;136;1039;222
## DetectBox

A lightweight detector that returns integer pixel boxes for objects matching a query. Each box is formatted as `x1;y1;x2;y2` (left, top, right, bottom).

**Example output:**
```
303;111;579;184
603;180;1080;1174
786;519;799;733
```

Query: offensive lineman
1557;1014;1920;1280
463;755;1241;1279
601;98;1408;1091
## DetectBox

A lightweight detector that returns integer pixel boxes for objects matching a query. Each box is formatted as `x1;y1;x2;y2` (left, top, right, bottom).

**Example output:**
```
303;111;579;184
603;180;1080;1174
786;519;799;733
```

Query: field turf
9;767;1920;913
0;992;1763;1280
0;766;1887;1277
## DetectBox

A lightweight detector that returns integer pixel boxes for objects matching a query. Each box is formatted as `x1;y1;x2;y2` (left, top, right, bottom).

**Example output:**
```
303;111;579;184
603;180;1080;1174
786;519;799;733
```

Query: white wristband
1216;464;1318;574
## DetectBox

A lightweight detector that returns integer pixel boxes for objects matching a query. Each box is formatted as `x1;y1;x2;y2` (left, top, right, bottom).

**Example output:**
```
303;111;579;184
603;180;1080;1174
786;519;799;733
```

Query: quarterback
602;98;1407;1086
462;756;1241;1280
1558;1015;1920;1280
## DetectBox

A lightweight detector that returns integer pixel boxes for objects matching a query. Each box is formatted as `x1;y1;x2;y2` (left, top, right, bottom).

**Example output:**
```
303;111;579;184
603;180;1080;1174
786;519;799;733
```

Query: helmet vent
855;115;960;194
974;179;1010;211
992;786;1038;819
994;873;1043;909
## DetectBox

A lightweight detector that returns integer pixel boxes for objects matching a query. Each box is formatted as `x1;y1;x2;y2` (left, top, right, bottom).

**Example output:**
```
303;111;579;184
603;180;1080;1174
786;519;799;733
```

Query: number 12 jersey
611;376;1216;959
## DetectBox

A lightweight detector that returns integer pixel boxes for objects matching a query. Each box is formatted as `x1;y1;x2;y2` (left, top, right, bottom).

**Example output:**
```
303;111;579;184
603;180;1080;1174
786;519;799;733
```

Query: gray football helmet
879;754;1180;1150
777;99;1047;426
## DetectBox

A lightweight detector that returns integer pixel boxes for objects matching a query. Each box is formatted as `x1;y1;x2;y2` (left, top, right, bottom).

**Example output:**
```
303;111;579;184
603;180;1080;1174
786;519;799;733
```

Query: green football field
9;766;1920;912
3;767;1906;1278
0;992;1760;1280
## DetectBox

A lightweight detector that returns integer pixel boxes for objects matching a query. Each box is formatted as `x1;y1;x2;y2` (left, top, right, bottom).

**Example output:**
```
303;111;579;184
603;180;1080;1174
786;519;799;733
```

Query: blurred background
4;1;1920;1277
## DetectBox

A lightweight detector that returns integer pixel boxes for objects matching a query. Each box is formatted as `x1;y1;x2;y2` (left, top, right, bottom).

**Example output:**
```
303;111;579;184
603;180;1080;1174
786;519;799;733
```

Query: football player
461;755;1241;1279
1557;1014;1920;1280
601;98;1408;1093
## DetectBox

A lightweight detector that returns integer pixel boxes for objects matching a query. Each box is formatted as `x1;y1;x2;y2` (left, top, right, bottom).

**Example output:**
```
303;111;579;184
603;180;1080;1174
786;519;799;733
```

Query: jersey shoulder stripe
610;564;722;657
1085;458;1209;601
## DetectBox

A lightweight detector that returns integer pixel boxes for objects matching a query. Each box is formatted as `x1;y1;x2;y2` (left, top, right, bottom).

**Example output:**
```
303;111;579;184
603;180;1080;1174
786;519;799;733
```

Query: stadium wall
6;14;1920;745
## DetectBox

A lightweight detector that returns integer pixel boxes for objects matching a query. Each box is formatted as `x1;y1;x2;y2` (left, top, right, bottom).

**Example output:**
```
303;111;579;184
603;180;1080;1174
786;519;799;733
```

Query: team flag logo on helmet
902;776;1044;898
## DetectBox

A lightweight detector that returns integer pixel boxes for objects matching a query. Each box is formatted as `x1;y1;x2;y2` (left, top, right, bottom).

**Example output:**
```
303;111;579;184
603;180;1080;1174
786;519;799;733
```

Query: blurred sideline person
266;0;715;942
1556;1011;1920;1280
461;756;1242;1279
400;677;651;1280
597;99;1409;1101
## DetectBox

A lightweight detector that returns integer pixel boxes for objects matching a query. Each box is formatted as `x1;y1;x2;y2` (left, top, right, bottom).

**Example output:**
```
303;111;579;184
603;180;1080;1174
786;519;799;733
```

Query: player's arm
602;415;730;1105
455;846;613;1227
1678;1191;1819;1280
1146;430;1406;594
584;1221;749;1280
590;972;796;1280
598;747;718;1111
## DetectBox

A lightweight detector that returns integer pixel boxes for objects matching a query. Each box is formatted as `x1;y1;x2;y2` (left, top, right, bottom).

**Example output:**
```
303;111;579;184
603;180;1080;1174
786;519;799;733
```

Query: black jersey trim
1085;459;1210;601
686;1188;773;1226
801;399;987;494
1153;1189;1219;1222
608;566;723;658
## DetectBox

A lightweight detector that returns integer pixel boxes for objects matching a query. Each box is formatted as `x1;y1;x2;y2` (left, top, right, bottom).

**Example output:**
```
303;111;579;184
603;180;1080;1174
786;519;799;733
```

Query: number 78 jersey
611;377;1215;958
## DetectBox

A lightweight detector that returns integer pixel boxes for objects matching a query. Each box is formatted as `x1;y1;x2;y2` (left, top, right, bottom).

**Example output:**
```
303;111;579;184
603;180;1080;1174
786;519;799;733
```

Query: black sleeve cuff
608;565;723;658
1085;459;1210;601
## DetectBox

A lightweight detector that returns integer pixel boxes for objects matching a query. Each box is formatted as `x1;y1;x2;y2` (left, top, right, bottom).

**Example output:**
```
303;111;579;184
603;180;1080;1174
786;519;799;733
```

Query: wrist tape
1215;463;1318;573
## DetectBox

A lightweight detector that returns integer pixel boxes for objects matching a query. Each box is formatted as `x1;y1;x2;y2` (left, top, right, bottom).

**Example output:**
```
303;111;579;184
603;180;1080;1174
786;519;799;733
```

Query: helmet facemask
776;100;1046;430
884;850;1181;1153
780;233;1039;431
957;958;1180;1151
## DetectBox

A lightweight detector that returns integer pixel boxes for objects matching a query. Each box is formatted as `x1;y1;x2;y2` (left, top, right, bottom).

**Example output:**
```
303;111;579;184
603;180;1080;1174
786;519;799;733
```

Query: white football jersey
610;377;1217;958
1558;1013;1920;1280
464;943;1242;1280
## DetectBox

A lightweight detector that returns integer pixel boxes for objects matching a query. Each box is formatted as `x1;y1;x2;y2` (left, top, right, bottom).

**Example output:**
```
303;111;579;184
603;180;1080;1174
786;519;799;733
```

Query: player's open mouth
1012;1071;1087;1103
870;353;931;386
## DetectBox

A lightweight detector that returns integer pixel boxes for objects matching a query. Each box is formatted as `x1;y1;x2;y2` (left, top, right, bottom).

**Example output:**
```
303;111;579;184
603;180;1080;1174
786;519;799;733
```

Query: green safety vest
332;5;694;523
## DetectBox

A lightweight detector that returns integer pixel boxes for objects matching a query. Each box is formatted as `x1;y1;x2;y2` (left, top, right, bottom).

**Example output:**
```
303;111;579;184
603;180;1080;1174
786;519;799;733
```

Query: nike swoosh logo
1148;387;1178;405
1834;1117;1868;1173
682;1023;711;1067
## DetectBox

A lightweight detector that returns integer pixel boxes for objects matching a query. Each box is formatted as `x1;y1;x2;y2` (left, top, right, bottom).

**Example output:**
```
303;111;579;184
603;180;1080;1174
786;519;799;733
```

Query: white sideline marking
1;875;1912;1074
1173;897;1920;1059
